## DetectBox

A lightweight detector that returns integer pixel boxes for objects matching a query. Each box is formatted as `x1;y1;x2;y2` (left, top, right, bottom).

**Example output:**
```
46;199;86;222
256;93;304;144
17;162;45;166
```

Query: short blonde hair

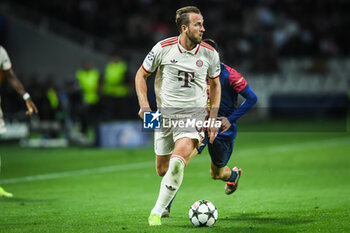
175;6;201;33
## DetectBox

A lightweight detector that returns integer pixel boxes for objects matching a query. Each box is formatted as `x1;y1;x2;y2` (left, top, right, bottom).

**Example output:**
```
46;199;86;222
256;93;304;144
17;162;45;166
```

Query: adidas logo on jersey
170;59;178;64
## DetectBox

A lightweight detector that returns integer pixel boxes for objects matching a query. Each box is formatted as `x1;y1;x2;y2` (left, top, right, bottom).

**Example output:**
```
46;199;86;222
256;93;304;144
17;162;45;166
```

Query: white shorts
154;124;204;156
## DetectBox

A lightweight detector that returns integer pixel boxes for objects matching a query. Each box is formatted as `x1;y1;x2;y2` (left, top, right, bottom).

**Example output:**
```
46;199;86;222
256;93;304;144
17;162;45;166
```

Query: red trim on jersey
161;38;177;43
208;74;220;79
194;44;200;55
229;75;247;93
141;64;152;73
201;41;214;49
160;37;177;46
224;64;247;93
160;37;178;44
177;44;183;53
160;38;177;44
161;41;177;48
161;40;177;47
200;42;215;51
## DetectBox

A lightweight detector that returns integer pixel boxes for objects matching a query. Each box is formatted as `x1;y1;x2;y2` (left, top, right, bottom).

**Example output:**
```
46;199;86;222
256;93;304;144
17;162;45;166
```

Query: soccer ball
189;200;218;227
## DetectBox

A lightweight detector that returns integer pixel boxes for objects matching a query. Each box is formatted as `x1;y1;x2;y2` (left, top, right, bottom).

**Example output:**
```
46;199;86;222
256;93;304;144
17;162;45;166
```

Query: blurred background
0;0;349;147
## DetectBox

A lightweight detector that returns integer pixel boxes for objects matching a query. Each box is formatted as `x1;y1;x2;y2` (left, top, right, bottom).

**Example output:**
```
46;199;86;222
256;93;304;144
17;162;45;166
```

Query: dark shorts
197;132;234;168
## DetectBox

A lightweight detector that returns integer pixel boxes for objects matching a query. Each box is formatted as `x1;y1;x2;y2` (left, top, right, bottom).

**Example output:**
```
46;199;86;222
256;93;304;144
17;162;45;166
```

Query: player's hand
138;107;151;119
217;116;231;133
208;118;219;144
25;99;38;116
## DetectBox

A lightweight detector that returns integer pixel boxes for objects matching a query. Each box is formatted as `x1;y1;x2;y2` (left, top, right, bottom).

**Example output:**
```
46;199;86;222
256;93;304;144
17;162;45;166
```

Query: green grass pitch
1;131;350;232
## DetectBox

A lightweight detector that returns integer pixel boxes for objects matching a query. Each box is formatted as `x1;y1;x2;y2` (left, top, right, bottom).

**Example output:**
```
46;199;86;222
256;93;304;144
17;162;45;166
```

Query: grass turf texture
0;131;350;233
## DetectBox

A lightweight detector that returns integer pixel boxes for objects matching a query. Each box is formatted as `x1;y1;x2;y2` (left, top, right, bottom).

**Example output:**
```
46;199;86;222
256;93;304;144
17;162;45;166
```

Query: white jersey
142;36;220;111
0;46;12;71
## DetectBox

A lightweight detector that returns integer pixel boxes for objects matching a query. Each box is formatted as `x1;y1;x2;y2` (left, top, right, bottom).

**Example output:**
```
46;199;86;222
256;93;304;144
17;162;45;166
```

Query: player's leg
224;166;242;195
207;138;234;180
162;132;204;215
149;134;199;226
208;139;242;194
0;104;13;198
0;156;13;198
210;162;233;180
149;130;173;225
173;137;198;164
154;129;174;177
153;129;177;219
0;186;13;198
190;131;208;160
151;137;196;209
155;154;175;218
155;129;204;217
162;132;206;216
156;155;171;177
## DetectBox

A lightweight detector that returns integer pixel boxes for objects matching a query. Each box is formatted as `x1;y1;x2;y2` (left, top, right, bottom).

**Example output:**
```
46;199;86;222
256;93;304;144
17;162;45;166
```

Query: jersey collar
177;36;200;55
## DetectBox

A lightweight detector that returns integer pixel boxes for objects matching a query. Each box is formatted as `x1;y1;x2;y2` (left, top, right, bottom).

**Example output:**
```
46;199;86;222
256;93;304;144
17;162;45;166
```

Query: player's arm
208;77;221;143
227;84;257;123
136;43;162;119
207;50;221;143
4;69;38;115
135;67;152;119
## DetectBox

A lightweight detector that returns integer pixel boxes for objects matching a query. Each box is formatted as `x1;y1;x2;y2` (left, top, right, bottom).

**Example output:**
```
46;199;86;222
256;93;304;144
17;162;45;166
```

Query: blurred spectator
76;60;100;106
273;14;300;50
6;0;350;66
101;56;129;120
75;60;100;134
102;56;128;98
40;76;58;121
348;80;350;109
64;79;82;123
127;12;152;47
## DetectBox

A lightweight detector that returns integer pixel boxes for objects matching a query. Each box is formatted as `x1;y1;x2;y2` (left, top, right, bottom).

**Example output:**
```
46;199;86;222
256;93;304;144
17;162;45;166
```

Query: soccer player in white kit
135;6;221;226
0;45;38;197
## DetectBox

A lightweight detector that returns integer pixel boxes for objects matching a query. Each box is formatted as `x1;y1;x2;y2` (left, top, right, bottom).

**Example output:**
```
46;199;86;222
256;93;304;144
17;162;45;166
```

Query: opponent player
135;6;221;226
191;39;257;194
0;45;38;197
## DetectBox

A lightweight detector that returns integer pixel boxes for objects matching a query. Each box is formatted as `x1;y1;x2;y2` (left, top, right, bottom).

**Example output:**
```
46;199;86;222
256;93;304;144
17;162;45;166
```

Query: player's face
185;13;205;45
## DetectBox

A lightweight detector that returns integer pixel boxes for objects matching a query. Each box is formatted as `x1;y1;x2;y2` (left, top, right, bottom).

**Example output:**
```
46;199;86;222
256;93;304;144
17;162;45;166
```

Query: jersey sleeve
228;68;247;93
227;84;258;123
0;46;12;71
208;51;221;79
141;42;162;73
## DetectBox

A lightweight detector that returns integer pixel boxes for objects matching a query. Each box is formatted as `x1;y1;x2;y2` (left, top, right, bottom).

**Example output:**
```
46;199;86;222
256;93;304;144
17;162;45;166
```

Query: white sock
151;155;185;216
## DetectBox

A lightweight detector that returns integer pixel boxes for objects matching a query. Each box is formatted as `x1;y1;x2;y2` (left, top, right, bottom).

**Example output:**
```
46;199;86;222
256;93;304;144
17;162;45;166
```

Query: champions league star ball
189;200;218;227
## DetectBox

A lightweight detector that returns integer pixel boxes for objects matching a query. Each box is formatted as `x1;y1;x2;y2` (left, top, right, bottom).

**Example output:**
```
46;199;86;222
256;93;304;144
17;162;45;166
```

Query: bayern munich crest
196;59;203;67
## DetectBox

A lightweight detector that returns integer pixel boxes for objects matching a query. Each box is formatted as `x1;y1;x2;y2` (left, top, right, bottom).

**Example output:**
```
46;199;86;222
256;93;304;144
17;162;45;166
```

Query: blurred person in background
101;56;128;119
0;45;38;197
75;60;100;136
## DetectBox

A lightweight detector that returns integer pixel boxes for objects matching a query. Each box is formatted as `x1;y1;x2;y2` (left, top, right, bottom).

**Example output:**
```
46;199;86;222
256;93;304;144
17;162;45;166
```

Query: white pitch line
1;161;154;185
236;136;350;156
1;136;349;184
